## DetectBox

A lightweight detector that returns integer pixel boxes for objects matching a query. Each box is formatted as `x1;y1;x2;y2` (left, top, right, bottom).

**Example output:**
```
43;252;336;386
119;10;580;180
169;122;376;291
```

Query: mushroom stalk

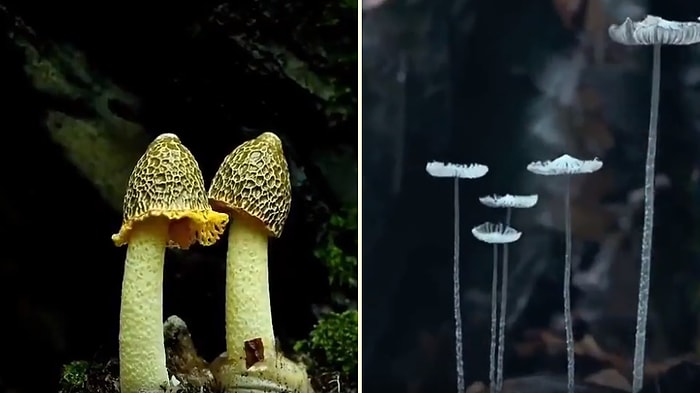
489;244;498;393
471;222;523;393
452;177;465;393
225;215;275;363
564;174;574;393
495;208;513;392
632;42;661;393
119;218;169;393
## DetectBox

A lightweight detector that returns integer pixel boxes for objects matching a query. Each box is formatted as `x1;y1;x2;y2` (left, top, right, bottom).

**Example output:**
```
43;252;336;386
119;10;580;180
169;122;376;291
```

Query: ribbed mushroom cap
112;133;229;248
208;132;292;238
608;15;700;46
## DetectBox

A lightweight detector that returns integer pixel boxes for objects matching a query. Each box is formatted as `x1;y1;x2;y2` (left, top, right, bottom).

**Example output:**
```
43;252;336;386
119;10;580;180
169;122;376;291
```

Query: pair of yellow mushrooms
112;132;312;393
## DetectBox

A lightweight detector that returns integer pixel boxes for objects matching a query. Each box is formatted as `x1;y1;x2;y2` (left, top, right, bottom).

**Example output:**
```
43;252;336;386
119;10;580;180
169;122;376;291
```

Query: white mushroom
426;160;488;393
477;195;538;390
527;154;602;393
609;15;700;392
471;222;522;392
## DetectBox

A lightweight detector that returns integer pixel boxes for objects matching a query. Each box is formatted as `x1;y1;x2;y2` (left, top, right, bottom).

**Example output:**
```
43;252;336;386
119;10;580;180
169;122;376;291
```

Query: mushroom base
211;352;313;393
119;217;170;393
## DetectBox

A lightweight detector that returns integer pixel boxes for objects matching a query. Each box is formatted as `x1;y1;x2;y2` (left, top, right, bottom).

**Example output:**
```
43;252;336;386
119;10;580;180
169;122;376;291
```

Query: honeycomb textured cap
208;132;291;238
112;133;229;248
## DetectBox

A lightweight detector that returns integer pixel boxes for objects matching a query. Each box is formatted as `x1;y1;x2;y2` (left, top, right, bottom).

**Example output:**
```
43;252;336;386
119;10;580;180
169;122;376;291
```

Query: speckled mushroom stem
225;215;276;366
631;43;661;393
119;217;170;393
495;208;513;392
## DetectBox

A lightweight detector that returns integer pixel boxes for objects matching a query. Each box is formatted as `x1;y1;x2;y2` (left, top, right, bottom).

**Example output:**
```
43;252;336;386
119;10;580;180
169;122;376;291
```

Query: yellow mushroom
209;132;312;392
113;133;229;393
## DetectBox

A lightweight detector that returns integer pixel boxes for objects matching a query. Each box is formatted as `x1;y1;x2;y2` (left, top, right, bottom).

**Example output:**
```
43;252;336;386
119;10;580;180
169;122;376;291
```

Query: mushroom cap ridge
208;132;292;238
112;133;229;248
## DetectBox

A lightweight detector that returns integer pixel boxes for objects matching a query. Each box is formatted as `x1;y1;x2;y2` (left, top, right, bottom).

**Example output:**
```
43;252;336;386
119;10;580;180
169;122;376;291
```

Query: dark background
363;0;700;392
0;1;357;392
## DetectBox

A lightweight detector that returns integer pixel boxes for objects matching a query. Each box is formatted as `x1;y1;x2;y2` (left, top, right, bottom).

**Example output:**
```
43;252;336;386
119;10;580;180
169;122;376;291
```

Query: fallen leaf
244;337;265;369
585;368;632;391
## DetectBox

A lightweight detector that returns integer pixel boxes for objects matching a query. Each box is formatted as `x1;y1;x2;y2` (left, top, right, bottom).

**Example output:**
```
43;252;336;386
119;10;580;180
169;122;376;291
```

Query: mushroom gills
119;217;170;393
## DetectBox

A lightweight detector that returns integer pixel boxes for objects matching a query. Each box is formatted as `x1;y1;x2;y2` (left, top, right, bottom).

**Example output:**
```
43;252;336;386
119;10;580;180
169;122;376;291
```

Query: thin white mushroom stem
119;217;170;393
632;42;661;393
495;208;512;392
489;244;498;393
564;174;575;393
526;156;598;393
225;215;276;365
427;161;487;393
453;176;465;393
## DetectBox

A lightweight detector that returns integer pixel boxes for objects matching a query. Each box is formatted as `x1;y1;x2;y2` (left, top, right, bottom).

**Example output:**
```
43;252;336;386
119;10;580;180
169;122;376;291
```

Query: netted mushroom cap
208;132;292;238
112;133;229;248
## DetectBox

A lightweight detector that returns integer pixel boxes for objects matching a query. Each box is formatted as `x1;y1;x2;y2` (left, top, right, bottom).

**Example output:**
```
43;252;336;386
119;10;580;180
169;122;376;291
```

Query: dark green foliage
59;361;90;393
314;206;358;288
297;205;358;389
296;309;358;375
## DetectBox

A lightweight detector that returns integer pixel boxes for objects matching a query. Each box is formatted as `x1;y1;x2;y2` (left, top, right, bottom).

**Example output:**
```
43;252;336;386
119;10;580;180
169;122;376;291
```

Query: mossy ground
58;358;213;393
58;359;355;393
59;360;120;393
59;358;356;393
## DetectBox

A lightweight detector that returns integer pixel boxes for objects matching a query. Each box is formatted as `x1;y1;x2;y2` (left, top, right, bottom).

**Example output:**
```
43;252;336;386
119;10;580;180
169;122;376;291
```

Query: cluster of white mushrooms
427;154;601;393
427;13;700;393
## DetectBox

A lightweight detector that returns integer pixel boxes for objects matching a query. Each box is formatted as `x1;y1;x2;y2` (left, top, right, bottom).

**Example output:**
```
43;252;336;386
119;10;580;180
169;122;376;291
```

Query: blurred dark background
363;0;700;392
0;1;357;392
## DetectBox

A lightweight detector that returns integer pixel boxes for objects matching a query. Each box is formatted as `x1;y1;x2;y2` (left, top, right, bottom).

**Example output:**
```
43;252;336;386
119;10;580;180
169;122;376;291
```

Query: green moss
314;206;358;288
298;206;358;390
59;361;90;393
296;309;358;376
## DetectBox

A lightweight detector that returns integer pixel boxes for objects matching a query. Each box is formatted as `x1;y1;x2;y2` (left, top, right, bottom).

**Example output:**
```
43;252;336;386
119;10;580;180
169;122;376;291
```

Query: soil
58;315;357;393
59;359;356;393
